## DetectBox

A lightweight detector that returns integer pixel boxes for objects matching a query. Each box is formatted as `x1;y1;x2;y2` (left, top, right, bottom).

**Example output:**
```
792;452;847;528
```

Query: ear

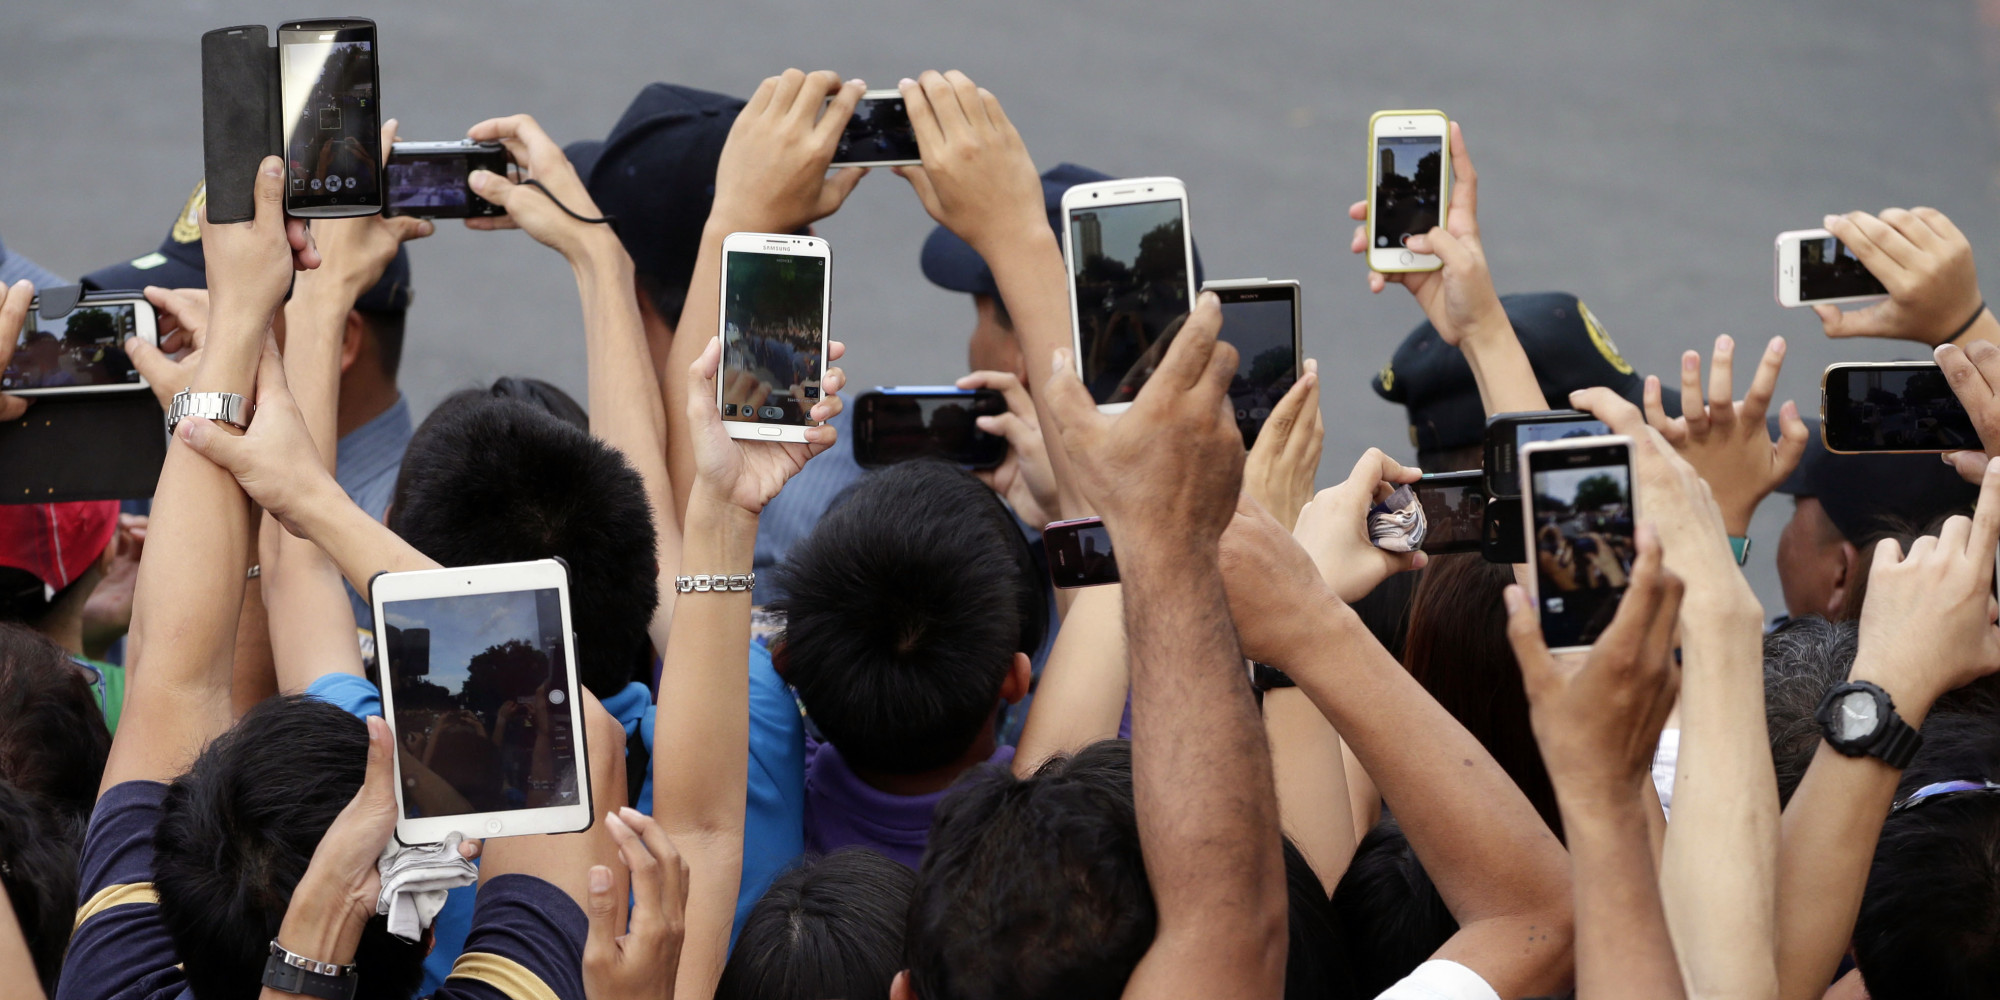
770;641;790;679
890;970;918;1000
339;310;366;375
1000;651;1032;705
1826;539;1861;620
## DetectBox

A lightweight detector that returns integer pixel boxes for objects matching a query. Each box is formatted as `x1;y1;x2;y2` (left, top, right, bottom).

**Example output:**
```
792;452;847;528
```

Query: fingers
251;155;285;223
1871;536;1906;578
899;77;947;161
818;166;869;217
1424;226;1476;272
582;864;618;966
1282;363;1324;468
742;73;780;117
1945;449;1992;485
1775;400;1810;477
1968;456;2000;565
380;118;399;168
919;70;971;132
958;369;1035;421
1346;446;1420;492
1677;350;1708;436
1445;121;1478;230
123;333;180;390
944;71;991;128
605;810;663;934
1502;584;1553;693
685;336;724;425
1642;375;1684;444
468;170;521;215
1837;211;1922;274
1348;199;1368;223
894;163;941;214
1255;366;1314;455
359;715;395;809
0;280;31;362
253;338;294;407
787;70;844;126
1741;336;1785;421
768;69;809;121
616;806;684;912
1569;386;1647;438
286;218;322;271
1155;292;1224;394
1705;335;1738;432
1041;347;1104;442
1963;340;2000;402
813;77;867;146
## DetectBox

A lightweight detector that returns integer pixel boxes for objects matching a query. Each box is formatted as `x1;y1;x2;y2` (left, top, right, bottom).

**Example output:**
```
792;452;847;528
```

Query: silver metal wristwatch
166;388;251;437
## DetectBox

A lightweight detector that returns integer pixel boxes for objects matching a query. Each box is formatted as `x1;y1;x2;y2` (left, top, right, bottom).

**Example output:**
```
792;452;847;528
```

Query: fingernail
589;867;610;893
619;806;644;822
1823;214;1840;228
1198;290;1219;307
1305;358;1318;375
262;160;281;178
1716;334;1733;351
975;415;999;431
900;77;916;88
1683;354;1697;371
1502;587;1522;613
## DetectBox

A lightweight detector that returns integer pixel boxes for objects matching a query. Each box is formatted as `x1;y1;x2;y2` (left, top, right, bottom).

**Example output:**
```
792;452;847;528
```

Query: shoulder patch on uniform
171;182;206;245
1578;301;1633;376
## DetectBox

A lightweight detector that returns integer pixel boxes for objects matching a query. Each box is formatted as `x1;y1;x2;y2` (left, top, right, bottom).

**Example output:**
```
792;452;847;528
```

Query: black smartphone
1522;436;1635;651
278;18;382;217
1821;362;1980;454
1045;517;1119;588
384;141;509;219
853;387;1009;470
830;90;920;167
1482;496;1525;564
1484;409;1611;499
1207;279;1303;448
1413;471;1485;555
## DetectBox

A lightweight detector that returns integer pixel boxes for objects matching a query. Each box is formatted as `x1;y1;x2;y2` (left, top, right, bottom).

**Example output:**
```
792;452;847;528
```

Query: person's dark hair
1349;569;1419;665
636;272;691;333
774;460;1046;774
718;849;916;1000
907;740;1153;1000
0;781;83;994
356;308;407;381
1331;817;1457;999
389;395;656;697
1283;837;1356;1000
1414;444;1483;477
1401;554;1560;838
1761;616;1859;806
0;622;110;826
155;697;426;1000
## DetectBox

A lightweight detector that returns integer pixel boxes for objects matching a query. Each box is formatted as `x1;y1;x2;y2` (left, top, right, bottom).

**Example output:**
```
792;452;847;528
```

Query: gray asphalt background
5;0;1996;607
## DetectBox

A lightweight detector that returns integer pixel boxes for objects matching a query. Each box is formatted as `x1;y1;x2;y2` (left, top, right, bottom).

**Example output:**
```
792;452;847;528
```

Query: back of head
907;740;1154;1000
718;849;916;1000
1761;616;1859;806
0;622;110;825
390;394;657;697
1330;817;1457;998
155;697;425;1000
1856;788;2000;996
1402;554;1559;837
1283;838;1357;1000
774;460;1046;774
0;781;83;994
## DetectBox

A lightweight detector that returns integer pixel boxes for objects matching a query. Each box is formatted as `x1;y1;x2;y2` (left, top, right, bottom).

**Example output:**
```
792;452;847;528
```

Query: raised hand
1292;447;1426;602
204;156;303;337
1643;334;1809;534
123;287;212;409
465;114;622;262
1218;493;1344;666
0;280;37;420
1347;122;1506;344
684;335;846;513
709;70;867;235
1815;208;1986;345
1934;339;2000;483
958;369;1059;526
307;119;434;287
176;342;341;533
1243;360;1324;531
584;808;689;1000
895;70;1048;254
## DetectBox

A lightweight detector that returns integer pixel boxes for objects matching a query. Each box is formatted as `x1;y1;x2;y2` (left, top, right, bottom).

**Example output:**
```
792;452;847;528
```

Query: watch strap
1729;535;1751;566
167;389;251;436
1871;712;1924;770
261;943;358;1000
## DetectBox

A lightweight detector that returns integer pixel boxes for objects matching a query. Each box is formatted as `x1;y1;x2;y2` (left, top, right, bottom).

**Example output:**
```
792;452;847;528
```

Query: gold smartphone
1367;110;1450;274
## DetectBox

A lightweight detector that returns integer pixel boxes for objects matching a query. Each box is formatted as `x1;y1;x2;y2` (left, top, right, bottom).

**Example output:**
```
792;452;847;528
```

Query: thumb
468;170;521;214
1040;348;1102;441
819;166;869;215
176;416;247;471
384;215;435;243
1424;226;1476;271
253;156;285;223
894;164;939;214
1502;584;1554;694
124;336;179;390
686;336;724;426
359;716;395;810
1946;450;1992;485
582;863;618;962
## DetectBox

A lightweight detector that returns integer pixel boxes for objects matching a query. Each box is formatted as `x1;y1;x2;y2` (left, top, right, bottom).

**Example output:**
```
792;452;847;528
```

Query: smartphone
1;297;159;397
1520;436;1636;653
384;140;508;219
1367;110;1450;273
853;387;1008;470
1483;410;1612;498
1044;516;1119;588
1412;471;1486;555
1820;362;1980;454
278;18;382;217
371;559;593;843
1204;279;1303;448
1775;229;1889;308
1062;177;1196;412
1482;496;1526;564
830;90;920;167
718;232;831;444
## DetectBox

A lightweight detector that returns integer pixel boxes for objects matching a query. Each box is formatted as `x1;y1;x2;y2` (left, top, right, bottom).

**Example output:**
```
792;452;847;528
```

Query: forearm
982;226;1090;515
231;560;277;715
1947;307;1999;352
663;222;733;522
1266;687;1356;893
288;485;441;596
1564;791;1687;1000
260;510;364;693
1013;584;1127;776
1660;593;1780;1000
0;866;44;1000
1458;315;1550;416
283;273;362;467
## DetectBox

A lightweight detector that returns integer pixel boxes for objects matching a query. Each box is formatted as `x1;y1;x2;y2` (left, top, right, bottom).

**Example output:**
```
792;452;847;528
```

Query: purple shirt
802;740;1016;868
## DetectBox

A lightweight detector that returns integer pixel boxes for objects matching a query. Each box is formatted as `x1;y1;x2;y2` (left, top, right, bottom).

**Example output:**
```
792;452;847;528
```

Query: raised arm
1643;336;1808;537
1044;294;1287;1000
1817;207;1994;350
1011;583;1127;776
105;157;297;791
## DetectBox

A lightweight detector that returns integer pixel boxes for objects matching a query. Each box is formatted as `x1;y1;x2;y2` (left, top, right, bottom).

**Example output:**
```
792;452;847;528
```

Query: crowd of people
5;63;2000;1000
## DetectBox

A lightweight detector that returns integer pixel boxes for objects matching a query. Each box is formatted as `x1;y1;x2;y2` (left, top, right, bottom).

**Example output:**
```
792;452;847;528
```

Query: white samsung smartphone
717;232;832;443
2;296;160;397
1519;435;1636;655
829;89;921;167
1774;228;1889;308
1061;177;1196;413
371;559;594;844
1367;110;1451;274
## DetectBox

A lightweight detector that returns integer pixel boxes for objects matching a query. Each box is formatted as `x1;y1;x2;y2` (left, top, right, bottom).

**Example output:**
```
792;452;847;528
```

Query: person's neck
337;371;401;440
849;722;1000;797
40;604;85;659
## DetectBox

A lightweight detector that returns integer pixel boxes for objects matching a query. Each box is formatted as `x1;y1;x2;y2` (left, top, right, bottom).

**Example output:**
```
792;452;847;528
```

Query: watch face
1836;690;1881;742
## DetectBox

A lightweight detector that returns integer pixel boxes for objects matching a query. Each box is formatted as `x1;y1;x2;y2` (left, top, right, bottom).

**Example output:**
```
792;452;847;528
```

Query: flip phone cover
202;25;280;225
0;393;166;503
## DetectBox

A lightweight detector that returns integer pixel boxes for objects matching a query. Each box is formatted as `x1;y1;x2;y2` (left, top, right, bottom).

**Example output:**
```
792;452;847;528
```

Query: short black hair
390;394;657;697
636;272;692;333
357;308;407;381
718;849;916;1000
1762;616;1859;806
1330;816;1458;998
0;623;110;826
907;740;1154;1000
155;697;426;1000
0;781;82;994
774;461;1046;774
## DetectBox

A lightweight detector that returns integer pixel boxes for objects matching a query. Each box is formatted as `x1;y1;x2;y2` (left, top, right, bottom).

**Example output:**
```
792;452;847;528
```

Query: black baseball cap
567;83;744;315
79;180;413;312
920;163;1204;299
1372;292;1678;455
1775;416;1978;543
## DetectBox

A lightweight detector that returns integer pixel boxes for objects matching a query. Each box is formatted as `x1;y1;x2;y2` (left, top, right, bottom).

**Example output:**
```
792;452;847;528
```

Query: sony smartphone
1484;410;1612;499
718;232;832;444
2;296;159;396
371;559;593;843
830;90;920;167
1820;361;1980;453
1520;436;1636;653
1414;471;1486;555
278;18;382;217
853;387;1008;470
1204;279;1303;448
1482;496;1526;564
1368;110;1450;273
384;140;509;219
1045;516;1119;588
1775;229;1889;308
1062;177;1197;412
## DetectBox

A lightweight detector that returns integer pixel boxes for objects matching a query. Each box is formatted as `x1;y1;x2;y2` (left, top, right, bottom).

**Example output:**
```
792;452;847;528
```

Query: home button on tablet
486;819;503;834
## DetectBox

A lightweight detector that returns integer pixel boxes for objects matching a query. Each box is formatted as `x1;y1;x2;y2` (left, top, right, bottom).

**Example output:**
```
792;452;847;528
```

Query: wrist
276;871;371;966
566;230;633;279
965;215;1060;260
1449;301;1515;349
685;486;760;539
1846;651;1940;728
1943;304;1998;347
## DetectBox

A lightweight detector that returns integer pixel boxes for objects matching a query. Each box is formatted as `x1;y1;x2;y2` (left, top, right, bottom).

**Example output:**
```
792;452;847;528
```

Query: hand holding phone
685;328;846;515
830;90;920;167
1808;209;1988;346
1521;435;1637;652
1349;118;1506;348
1045;517;1118;588
1821;361;1980;454
1063;177;1197;410
710;70;865;235
892;71;1046;254
0;294;160;398
1933;341;2000;483
1294;448;1427;602
385;140;510;219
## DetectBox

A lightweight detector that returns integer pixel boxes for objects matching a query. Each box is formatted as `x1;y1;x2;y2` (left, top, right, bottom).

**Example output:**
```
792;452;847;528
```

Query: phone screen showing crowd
1;304;140;391
1528;446;1634;648
722;251;827;426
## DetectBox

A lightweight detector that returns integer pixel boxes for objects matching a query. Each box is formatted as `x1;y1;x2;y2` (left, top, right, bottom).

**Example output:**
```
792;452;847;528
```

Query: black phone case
0;287;166;502
201;25;282;225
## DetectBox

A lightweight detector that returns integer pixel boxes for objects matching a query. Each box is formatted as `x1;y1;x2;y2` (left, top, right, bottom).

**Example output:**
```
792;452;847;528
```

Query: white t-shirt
1652;727;1681;819
1374;959;1502;1000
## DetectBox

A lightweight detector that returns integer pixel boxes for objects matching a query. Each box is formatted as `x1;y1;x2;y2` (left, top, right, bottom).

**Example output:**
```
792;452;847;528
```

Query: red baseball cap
0;501;118;593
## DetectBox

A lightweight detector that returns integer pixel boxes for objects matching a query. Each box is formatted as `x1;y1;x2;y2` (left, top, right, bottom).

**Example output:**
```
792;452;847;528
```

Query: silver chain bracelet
675;572;755;594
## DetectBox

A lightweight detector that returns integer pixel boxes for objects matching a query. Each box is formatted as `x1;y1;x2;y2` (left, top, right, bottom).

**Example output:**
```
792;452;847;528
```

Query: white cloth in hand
376;831;478;942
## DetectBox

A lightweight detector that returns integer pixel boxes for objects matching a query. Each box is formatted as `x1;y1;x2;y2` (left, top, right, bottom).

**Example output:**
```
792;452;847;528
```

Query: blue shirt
751;408;864;604
335;394;413;627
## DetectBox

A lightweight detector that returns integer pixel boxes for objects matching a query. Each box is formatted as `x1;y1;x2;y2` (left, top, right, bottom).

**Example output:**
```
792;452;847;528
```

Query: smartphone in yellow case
1367;110;1450;274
